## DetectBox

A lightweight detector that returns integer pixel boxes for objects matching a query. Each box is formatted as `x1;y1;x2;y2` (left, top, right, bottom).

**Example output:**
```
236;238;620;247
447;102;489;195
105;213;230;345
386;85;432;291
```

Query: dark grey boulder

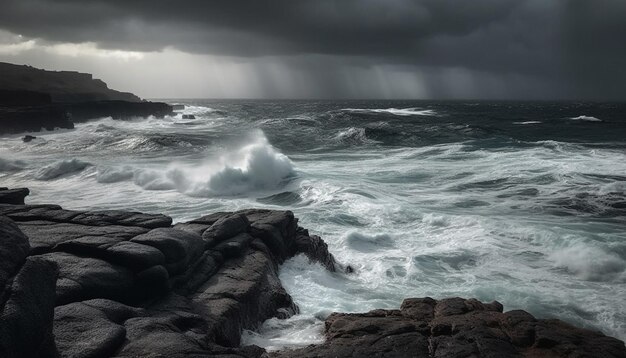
0;188;29;205
54;299;143;358
272;297;626;358
0;257;59;358
202;213;250;248
193;246;297;347
0;216;30;302
131;228;204;275
39;252;135;305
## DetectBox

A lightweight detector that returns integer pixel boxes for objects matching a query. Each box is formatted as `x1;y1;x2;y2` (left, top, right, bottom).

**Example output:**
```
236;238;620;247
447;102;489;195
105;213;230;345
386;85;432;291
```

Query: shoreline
0;187;624;357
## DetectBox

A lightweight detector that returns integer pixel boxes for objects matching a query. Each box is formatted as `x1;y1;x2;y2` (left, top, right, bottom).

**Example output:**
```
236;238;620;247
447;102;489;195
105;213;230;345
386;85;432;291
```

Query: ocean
1;100;625;348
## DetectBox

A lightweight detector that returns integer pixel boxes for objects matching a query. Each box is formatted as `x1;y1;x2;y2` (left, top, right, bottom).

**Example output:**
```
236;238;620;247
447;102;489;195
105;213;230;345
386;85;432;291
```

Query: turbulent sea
1;100;626;347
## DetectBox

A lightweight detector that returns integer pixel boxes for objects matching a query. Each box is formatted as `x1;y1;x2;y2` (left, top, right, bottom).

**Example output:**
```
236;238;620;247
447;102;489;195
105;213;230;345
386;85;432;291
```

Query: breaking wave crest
133;130;295;196
343;107;437;116
0;158;26;172
570;115;602;122
34;159;91;180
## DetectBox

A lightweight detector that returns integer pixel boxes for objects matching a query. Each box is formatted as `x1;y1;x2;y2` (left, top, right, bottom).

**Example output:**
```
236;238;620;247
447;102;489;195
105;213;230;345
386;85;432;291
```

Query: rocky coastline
0;188;624;358
0;63;174;134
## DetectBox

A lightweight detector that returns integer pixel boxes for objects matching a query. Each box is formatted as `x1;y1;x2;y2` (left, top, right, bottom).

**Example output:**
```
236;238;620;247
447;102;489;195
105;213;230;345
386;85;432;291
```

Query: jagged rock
193;242;297;347
0;257;59;358
22;135;36;143
273;297;626;358
0;188;29;205
294;227;337;272
0;188;623;358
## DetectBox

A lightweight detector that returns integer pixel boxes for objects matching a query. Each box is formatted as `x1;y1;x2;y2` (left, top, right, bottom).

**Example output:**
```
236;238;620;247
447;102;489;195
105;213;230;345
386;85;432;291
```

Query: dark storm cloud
1;0;625;99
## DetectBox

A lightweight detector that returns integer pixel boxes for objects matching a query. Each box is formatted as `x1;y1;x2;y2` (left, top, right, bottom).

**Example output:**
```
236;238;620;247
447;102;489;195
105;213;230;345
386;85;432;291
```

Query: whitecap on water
570;115;602;122
342;107;437;116
0;157;26;172
132;130;296;197
34;159;91;180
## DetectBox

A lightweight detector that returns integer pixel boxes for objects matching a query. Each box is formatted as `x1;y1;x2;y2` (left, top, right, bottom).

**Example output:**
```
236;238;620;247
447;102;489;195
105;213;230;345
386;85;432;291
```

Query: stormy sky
0;0;625;99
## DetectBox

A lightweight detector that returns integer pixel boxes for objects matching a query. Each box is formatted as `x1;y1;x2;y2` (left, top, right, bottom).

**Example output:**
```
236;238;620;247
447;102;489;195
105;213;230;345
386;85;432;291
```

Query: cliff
0;188;624;358
0;62;173;134
0;62;140;103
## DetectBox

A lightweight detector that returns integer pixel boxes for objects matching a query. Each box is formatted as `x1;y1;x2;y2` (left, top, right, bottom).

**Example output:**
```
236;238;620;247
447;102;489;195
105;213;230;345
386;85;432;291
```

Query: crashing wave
343;108;437;116
96;166;135;183
35;159;91;180
134;130;296;196
334;127;372;145
0;158;26;172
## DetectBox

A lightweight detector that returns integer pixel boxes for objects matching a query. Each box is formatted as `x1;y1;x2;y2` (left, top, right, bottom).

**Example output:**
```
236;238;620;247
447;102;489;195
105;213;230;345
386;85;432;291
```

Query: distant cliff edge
0;62;173;134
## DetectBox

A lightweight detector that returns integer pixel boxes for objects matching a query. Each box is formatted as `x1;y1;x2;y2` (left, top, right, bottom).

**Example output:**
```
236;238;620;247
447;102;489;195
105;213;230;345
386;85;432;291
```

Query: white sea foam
343;107;437;116
34;159;91;180
334;127;375;144
96;166;135;183
513;121;542;125
570;115;602;122
550;244;625;282
0;157;26;172
133;130;295;196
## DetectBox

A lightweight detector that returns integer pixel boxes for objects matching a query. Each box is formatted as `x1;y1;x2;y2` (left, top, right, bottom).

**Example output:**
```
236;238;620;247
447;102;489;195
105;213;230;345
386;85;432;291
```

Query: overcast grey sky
1;0;625;99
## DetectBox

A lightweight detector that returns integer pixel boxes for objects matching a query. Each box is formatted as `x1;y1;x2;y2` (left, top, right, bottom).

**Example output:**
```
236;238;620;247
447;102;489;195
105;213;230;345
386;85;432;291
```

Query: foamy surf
130;130;296;196
2;100;625;346
342;107;437;116
570;115;602;122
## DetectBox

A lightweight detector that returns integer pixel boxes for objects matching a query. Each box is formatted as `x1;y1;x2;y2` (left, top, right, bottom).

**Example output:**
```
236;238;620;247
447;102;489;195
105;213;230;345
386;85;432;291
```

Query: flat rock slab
18;221;149;254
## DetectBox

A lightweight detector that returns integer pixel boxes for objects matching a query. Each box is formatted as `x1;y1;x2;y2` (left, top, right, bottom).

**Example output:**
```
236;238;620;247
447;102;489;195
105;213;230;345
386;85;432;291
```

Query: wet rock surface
0;189;337;357
273;297;626;358
0;188;624;357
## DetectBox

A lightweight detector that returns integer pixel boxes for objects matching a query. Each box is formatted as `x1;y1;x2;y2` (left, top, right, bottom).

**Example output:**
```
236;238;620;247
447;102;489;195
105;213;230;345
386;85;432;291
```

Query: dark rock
0;216;30;302
54;299;143;358
0;62;174;134
294;227;337;272
213;233;254;259
0;188;29;205
193;246;297;347
39;252;135;305
0;89;52;107
0;105;74;134
182;114;196;119
0;257;59;358
67;100;173;123
22;135;36;143
136;265;170;295
243;209;297;264
2;188;621;358
69;210;172;229
202;213;250;248
17;220;148;254
273;297;626;358
131;228;204;274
